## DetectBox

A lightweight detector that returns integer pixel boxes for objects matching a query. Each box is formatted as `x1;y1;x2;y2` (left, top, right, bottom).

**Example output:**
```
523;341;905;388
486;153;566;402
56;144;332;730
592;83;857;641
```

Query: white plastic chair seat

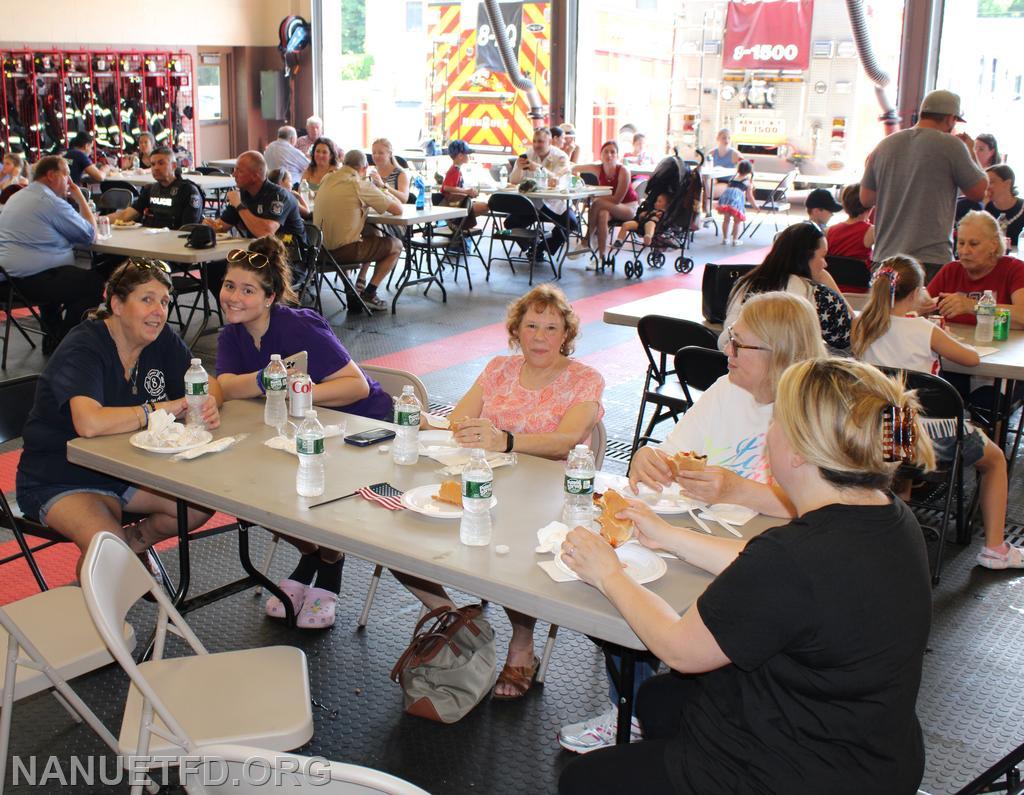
118;646;312;756
0;586;134;702
191;744;430;794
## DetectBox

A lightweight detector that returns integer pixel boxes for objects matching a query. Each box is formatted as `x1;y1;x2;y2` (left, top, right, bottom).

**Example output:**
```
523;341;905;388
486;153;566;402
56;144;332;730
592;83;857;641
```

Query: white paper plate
400;483;497;519
130;429;212;454
112;221;142;230
554;542;667;585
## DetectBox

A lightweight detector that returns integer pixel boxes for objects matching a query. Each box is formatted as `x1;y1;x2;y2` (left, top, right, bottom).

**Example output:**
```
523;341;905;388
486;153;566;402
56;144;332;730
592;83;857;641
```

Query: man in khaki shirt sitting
313;150;402;311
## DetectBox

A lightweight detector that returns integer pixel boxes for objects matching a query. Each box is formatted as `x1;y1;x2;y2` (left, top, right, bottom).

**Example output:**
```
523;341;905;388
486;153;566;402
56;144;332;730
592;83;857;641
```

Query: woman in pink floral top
397;284;604;699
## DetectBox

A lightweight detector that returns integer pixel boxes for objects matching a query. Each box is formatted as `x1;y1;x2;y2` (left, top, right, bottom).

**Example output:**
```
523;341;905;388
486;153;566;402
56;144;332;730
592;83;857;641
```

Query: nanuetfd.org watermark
10;754;334;787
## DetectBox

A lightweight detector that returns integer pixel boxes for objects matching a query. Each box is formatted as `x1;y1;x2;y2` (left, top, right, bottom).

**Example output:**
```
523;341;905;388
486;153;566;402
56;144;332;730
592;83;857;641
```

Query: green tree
341;0;366;54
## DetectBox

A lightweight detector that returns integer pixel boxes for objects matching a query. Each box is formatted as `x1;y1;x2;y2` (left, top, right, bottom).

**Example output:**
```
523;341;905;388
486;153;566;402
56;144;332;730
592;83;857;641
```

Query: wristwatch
503;431;515;453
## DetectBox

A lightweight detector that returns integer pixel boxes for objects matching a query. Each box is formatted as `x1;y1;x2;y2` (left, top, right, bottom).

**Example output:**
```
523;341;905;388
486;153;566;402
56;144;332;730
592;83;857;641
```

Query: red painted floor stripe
577;338;648;384
365;245;768;376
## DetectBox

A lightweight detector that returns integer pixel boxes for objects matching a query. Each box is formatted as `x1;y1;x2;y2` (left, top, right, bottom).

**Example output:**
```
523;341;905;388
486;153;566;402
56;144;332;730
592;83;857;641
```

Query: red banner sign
723;0;814;71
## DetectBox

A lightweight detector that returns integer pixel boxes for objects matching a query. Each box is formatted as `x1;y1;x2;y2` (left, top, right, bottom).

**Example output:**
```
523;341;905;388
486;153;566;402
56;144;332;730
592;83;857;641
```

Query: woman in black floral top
718;222;852;351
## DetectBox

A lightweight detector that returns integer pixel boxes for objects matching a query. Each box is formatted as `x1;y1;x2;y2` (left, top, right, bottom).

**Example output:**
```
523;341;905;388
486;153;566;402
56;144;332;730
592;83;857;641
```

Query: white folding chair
80;532;313;795
186;744;429;794
536;419;606;685
254;364;431;607
0;587;145;795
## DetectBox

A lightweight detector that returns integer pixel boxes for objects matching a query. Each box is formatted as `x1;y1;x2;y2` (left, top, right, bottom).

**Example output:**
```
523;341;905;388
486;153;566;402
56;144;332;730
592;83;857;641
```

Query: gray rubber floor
3;220;1024;794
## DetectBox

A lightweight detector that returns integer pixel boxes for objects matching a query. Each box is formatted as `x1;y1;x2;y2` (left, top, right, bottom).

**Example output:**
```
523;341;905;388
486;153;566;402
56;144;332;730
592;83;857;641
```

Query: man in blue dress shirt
263;126;310;185
0;155;105;350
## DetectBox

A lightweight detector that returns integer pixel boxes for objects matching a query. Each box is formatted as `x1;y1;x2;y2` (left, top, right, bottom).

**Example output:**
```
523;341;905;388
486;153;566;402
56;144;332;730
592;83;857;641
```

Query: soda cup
994;308;1011;341
927;314;947;329
288;373;313;418
96;215;111;239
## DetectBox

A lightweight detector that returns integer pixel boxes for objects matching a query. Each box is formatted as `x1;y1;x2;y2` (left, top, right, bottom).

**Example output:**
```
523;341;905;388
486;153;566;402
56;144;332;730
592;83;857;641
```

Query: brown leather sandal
491;656;540;701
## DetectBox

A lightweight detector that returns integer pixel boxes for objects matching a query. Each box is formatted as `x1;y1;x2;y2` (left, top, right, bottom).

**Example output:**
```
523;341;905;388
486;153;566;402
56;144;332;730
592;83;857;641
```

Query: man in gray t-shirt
861;90;987;279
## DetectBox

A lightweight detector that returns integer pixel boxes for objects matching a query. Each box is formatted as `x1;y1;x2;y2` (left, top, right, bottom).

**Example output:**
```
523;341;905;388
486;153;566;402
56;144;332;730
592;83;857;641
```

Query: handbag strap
390;606;485;683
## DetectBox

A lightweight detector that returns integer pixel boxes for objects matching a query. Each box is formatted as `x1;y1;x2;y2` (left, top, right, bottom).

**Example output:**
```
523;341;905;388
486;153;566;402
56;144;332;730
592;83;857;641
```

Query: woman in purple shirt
216;235;391;629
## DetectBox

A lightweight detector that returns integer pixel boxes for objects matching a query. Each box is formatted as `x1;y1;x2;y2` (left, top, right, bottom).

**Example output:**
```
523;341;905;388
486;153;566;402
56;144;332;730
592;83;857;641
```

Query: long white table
365;204;469;314
205;158;237;173
67;399;782;741
109;170;236;192
91;227;249;344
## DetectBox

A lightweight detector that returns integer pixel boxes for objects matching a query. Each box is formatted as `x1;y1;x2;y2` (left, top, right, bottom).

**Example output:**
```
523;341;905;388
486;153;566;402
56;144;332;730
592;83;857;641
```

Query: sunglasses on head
227;249;269;269
125;257;171;273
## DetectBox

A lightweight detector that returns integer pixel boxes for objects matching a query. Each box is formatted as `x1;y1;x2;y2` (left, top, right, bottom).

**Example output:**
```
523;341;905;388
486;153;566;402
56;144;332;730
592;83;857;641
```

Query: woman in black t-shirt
984;164;1024;248
16;260;224;577
559;358;935;795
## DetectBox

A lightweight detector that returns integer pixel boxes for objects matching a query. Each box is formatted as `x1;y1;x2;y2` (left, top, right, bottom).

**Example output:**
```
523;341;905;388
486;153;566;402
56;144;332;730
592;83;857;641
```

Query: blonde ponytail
850;256;925;358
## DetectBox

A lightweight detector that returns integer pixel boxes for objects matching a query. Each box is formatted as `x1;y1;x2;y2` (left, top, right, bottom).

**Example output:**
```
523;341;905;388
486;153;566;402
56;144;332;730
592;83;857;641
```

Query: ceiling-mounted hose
482;0;546;123
845;0;900;134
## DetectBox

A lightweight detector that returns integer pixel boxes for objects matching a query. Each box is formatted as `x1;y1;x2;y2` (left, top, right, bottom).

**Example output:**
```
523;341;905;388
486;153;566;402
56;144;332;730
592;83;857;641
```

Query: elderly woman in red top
825;183;875;267
927;210;1024;327
573;141;638;267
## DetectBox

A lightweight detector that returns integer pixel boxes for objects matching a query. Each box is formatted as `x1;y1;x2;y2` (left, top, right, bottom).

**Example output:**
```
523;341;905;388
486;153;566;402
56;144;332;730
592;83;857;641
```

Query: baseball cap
806;188;843;213
919;89;966;122
446;140;473;157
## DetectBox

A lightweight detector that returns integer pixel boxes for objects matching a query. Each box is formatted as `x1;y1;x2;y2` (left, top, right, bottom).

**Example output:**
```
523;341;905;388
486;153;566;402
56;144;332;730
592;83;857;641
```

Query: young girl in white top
852;255;1023;570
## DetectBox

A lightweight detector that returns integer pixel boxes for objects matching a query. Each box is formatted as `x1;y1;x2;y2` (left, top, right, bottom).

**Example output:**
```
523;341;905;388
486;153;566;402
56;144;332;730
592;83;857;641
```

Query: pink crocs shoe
265;579;307;619
297;587;337;629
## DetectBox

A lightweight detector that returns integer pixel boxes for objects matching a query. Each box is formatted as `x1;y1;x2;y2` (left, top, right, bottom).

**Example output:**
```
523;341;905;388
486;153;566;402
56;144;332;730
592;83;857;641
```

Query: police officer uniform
131;175;205;229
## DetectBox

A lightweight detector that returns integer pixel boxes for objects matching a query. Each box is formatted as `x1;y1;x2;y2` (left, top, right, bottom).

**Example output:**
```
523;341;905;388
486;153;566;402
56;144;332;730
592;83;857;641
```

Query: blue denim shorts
928;423;987;469
17;482;137;527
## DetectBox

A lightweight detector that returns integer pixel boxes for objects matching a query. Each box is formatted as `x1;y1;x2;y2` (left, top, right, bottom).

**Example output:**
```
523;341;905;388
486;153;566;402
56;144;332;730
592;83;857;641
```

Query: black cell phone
518;153;528;160
344;428;396;447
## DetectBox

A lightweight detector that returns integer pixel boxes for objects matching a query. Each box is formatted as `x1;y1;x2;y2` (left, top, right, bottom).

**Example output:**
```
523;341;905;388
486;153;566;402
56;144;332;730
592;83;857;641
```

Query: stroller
609;152;703;279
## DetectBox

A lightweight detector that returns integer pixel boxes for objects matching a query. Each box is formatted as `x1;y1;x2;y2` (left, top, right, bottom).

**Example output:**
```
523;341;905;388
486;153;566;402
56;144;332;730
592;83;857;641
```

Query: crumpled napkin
423;413;450;429
264;424;345;455
535;520;569;554
172;434;247;461
137;409;193;448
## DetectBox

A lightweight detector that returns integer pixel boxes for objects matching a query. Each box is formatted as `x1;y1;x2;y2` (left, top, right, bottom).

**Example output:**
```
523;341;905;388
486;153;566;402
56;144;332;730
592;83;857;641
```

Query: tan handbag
390;605;496;723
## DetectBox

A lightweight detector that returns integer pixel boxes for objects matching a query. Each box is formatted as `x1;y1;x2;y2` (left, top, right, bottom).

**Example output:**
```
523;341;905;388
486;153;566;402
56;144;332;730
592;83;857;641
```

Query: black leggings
559;672;693;795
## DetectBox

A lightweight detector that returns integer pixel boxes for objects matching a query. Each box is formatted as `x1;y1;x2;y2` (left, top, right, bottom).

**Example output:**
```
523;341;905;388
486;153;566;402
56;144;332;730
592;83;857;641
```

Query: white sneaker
731;238;740;247
977;543;1024;570
720;237;728;245
557;707;641;754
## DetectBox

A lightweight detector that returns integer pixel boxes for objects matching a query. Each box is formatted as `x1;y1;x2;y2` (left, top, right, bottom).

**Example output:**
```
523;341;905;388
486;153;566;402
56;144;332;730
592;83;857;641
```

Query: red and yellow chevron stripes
427;1;551;152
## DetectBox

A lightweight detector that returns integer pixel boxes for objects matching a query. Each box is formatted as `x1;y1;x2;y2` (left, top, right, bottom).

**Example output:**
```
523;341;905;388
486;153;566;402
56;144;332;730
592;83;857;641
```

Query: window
197;63;222;121
406;1;424;31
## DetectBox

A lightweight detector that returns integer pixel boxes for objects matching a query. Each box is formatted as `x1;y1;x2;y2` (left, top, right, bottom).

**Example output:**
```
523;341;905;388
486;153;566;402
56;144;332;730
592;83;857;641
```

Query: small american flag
357;483;405;511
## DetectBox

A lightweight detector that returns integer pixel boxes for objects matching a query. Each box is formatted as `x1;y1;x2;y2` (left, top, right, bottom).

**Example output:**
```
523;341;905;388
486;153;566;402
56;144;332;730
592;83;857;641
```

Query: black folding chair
631;316;719;454
293;223;323;309
739;169;796;241
414;194;485;289
0;267;49;369
99;180;139;199
580;172;599;186
97;188;133;214
486;192;558;285
882;368;966;585
674;345;729;405
826;254;871;293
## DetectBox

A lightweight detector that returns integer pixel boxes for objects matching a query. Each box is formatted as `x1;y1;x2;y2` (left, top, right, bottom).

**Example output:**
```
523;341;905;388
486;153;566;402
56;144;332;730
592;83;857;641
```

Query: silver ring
568;546;575;555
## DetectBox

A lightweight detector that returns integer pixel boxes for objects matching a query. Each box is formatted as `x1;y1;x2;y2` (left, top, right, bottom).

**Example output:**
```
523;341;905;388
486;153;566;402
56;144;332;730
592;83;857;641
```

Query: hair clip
882;403;916;464
872;266;899;307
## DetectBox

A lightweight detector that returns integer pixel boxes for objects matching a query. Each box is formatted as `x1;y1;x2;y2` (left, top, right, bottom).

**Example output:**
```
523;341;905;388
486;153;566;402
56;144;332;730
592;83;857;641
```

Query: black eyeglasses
726;324;771;353
227;249;269;269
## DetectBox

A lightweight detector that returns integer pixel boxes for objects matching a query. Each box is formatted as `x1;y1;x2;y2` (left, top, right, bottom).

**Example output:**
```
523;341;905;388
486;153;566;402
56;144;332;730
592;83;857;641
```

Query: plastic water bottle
131;154;140;170
263;354;289;428
295;409;326;497
562;444;596;530
183;358;209;428
460;449;493;546
498;164;509;186
414;176;426;210
392;385;421;465
298;178;311;202
976;290;997;343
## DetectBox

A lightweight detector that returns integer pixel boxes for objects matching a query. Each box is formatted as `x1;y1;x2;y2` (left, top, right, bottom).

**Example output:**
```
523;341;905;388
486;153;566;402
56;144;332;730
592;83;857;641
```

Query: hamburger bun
665;450;707;477
594;488;634;548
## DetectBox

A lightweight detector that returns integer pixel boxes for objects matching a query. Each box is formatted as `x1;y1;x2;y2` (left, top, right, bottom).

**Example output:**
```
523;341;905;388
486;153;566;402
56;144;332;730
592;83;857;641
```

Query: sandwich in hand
594;488;634;548
664;450;707;478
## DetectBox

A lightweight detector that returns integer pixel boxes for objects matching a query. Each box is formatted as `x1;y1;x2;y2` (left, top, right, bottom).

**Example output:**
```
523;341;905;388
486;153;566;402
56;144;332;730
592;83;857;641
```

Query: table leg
237;525;297;627
185;262;214;349
390;223;447;314
605;645;636;744
172;498;192;609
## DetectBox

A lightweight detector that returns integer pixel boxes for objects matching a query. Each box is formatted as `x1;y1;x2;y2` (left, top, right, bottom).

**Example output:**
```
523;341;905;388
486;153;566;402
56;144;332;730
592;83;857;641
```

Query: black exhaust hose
483;0;546;123
845;0;900;133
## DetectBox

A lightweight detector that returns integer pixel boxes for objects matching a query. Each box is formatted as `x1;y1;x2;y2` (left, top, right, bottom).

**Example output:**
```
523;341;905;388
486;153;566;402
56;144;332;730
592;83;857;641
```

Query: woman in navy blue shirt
16;260;223;577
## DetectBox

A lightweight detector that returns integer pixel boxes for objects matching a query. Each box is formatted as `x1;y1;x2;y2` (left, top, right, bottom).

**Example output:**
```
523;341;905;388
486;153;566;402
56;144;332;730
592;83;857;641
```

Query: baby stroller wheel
674;256;694;274
647;251;665;269
624;261;636;279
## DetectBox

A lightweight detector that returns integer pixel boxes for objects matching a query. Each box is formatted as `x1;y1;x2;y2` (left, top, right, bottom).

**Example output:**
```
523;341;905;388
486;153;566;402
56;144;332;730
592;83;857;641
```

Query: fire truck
422;0;901;174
